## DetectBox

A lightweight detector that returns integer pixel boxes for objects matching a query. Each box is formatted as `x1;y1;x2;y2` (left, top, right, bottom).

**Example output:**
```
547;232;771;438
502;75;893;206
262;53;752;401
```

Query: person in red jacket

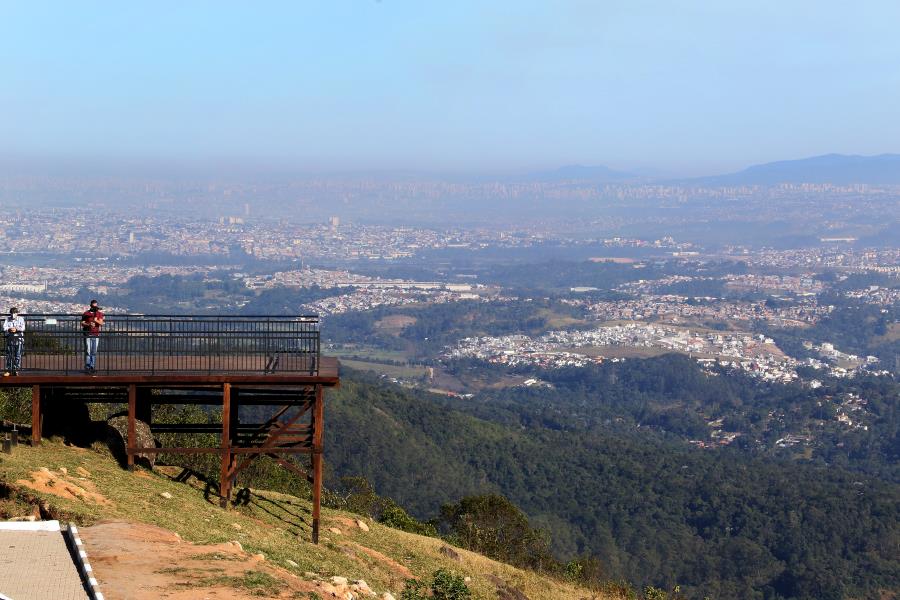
80;300;104;373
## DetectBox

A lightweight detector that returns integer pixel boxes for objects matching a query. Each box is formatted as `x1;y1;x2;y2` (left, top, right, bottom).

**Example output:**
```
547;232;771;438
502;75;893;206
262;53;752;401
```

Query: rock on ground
107;416;157;468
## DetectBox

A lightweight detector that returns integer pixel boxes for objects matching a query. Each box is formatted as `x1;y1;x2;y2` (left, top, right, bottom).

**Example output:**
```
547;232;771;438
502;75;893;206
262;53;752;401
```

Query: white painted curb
65;524;104;600
0;519;60;531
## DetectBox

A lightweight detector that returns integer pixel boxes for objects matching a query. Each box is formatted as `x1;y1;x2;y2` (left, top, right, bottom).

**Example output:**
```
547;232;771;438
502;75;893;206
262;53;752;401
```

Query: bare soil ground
16;467;113;506
80;520;317;600
374;314;418;335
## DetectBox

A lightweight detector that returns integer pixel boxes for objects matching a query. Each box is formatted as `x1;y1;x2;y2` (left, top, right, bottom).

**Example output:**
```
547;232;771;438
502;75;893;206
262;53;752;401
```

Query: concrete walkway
0;521;89;600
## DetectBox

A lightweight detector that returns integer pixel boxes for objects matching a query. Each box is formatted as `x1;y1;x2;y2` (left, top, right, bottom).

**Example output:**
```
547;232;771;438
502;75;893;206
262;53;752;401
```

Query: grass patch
191;551;241;561
201;571;281;595
340;359;428;379
537;308;589;329
330;344;411;363
0;484;37;518
157;566;224;575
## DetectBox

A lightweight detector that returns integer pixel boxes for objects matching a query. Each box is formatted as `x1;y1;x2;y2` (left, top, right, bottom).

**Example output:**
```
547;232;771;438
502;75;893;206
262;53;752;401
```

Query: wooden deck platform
0;357;339;387
6;356;339;544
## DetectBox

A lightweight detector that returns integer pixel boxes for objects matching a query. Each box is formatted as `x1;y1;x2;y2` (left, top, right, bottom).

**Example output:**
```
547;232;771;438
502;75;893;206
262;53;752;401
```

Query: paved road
0;521;89;600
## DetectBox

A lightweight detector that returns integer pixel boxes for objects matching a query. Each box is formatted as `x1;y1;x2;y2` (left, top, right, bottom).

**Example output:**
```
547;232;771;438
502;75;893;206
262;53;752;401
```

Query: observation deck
5;314;336;385
0;314;339;543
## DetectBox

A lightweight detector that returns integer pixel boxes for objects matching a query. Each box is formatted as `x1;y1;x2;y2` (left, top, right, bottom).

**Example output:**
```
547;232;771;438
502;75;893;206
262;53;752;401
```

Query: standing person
3;307;25;376
81;300;104;373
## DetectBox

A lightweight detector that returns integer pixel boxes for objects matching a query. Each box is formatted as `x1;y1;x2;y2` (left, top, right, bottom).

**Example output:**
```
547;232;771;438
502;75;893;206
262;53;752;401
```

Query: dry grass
374;314;419;336
339;359;428;379
537;308;590;330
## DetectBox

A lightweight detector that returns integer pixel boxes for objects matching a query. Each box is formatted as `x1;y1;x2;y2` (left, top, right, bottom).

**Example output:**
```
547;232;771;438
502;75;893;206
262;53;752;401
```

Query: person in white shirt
3;307;25;376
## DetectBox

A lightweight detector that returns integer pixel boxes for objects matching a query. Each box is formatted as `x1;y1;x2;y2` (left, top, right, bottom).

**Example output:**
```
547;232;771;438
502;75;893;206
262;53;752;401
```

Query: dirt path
79;521;316;600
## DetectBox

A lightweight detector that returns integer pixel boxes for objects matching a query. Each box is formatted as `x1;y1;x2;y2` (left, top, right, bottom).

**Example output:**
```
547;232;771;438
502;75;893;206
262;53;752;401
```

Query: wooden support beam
255;404;310;448
219;382;232;508
31;385;41;446
229;385;239;501
311;385;325;544
127;384;136;470
124;446;314;455
230;447;313;454
127;446;225;454
227;454;258;482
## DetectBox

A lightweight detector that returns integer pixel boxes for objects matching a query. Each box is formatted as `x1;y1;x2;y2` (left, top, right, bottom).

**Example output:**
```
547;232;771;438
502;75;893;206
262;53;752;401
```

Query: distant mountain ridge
692;153;900;185
523;154;900;186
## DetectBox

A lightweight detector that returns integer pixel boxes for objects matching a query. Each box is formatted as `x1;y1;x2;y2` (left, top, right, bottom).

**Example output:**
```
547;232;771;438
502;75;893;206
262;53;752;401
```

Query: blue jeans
5;336;22;372
84;336;100;370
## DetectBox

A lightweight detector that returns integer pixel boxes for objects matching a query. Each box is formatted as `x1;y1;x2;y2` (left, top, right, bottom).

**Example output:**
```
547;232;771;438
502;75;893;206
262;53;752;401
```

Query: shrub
0;388;31;424
379;499;438;536
400;570;471;600
325;476;437;537
430;569;471;600
439;494;555;571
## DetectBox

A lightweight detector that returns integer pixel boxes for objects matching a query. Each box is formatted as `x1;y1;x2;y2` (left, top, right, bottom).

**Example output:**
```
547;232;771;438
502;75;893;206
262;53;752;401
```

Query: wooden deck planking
0;357;339;387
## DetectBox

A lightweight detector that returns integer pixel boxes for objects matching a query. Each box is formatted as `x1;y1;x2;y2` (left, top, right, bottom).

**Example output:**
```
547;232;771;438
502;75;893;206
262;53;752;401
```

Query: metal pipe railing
17;314;320;375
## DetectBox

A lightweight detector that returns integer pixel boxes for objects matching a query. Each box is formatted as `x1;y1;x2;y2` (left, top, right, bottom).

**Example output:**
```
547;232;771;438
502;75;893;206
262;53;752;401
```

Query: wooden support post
31;385;41;446
127;384;136;470
311;385;325;544
219;382;232;508
229;387;239;495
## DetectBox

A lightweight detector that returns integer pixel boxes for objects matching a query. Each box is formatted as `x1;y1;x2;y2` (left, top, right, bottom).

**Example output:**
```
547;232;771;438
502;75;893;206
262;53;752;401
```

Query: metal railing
16;314;320;375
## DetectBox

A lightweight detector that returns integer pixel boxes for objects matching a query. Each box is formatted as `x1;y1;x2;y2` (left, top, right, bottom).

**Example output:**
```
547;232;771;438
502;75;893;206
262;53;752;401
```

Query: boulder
106;416;157;468
439;546;461;561
352;580;374;596
355;519;370;532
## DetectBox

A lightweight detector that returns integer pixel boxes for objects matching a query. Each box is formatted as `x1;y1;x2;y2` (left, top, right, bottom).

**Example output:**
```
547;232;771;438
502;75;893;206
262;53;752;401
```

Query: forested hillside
326;368;900;600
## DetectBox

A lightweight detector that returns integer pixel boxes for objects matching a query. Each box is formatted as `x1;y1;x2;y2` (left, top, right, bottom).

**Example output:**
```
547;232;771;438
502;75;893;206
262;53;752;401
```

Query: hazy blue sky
1;1;898;175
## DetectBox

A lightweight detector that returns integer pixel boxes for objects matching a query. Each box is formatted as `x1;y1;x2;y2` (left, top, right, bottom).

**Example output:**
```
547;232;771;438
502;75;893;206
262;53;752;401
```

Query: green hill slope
0;440;606;600
325;371;900;600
